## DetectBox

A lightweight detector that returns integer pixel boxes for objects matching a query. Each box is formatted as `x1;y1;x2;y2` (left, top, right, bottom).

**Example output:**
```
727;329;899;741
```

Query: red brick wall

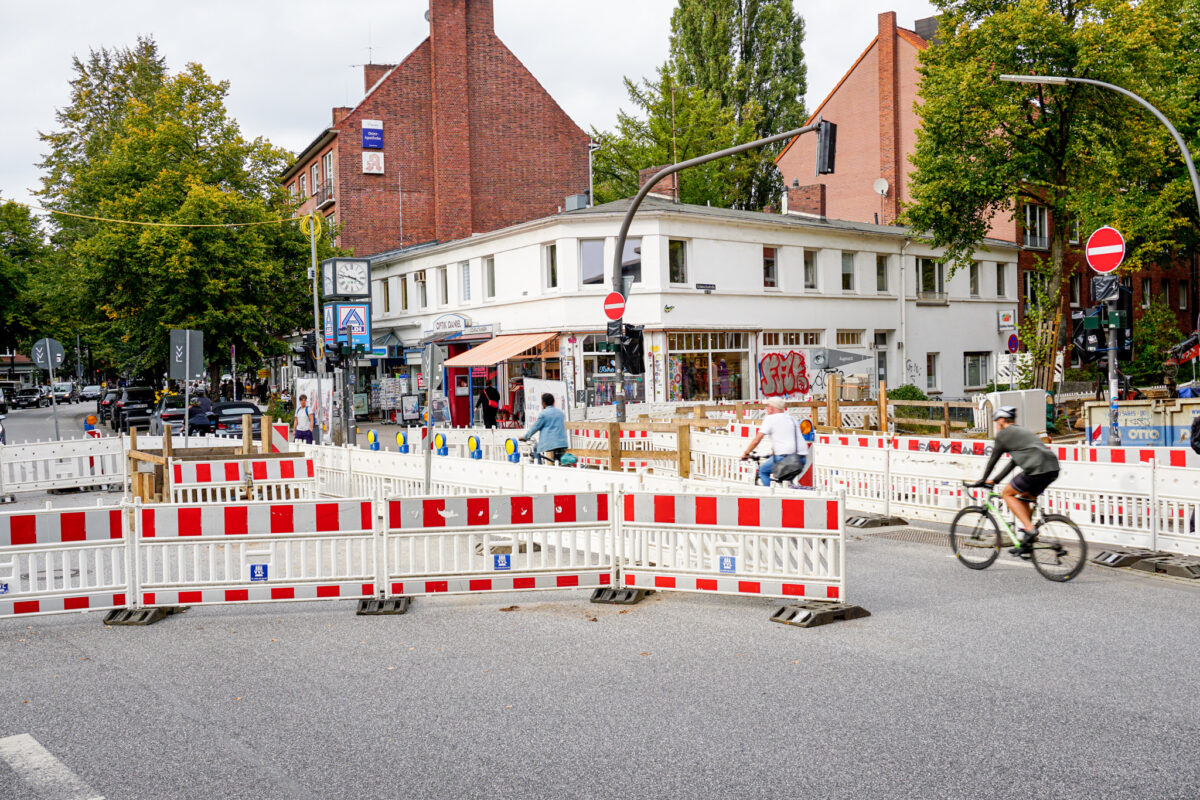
877;12;900;224
787;183;826;217
430;0;474;242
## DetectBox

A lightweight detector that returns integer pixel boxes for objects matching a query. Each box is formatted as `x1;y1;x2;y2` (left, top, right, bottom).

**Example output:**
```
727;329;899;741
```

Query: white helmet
993;405;1017;421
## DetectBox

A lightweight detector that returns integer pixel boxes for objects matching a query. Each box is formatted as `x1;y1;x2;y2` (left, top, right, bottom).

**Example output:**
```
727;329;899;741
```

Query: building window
460;262;471;302
762;330;821;347
400;276;409;311
1182;280;1190;311
917;258;945;300
582;334;646;405
836;330;863;347
380;278;390;313
964;352;989;388
841;252;856;291
1162;279;1171;306
1069;274;1081;307
1141;277;1151;308
438;267;449;305
876;255;888;292
298;174;306;196
1024;204;1049;249
763;246;778;289
969;261;980;297
417;274;428;308
484;257;496;299
803;250;817;289
926;353;939;391
997;263;1007;297
666;332;750;402
288;182;296;197
1068;219;1080;245
668;239;687;284
621;238;642;285
580;239;605;286
545;244;558;289
311;165;319;195
1023;271;1044;308
322;151;334;194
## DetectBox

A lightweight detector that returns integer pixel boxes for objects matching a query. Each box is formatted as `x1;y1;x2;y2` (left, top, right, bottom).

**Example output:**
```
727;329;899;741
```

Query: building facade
281;0;590;257
365;197;1020;425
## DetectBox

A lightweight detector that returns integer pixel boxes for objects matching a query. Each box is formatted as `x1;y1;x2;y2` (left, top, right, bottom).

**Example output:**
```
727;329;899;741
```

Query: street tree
0;201;49;356
904;0;1195;389
1129;300;1186;386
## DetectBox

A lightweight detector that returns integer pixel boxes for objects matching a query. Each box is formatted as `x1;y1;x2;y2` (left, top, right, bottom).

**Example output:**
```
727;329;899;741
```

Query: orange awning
442;332;557;367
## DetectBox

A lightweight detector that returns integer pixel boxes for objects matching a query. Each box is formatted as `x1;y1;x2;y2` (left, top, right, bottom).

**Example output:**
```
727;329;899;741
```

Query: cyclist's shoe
1009;529;1039;557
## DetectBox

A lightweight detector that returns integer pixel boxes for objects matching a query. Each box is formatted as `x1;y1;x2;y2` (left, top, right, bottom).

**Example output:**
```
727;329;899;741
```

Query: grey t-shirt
984;424;1059;481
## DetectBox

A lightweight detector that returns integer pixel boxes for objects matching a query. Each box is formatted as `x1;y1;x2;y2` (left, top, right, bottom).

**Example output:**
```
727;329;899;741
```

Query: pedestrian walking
475;380;501;428
294;394;315;444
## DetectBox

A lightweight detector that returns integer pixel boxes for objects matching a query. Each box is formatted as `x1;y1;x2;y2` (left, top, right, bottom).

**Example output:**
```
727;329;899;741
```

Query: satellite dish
873;178;889;197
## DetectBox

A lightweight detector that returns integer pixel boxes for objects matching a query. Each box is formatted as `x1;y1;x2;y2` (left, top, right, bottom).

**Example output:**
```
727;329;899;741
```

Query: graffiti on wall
758;350;810;397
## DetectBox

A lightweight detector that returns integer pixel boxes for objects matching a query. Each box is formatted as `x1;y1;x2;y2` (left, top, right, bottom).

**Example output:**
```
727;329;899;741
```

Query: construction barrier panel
618;492;845;602
0;438;124;495
135;499;375;607
168;455;315;503
0;505;128;618
383;493;614;597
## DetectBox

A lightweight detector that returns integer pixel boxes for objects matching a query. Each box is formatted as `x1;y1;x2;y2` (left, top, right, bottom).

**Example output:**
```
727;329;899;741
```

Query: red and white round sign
1085;226;1126;274
603;292;626;321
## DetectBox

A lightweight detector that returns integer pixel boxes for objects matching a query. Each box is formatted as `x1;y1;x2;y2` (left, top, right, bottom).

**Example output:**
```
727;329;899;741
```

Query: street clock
321;257;371;298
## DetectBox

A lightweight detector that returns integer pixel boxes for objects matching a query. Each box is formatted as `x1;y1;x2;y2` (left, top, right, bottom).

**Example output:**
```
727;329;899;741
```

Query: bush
888;384;933;431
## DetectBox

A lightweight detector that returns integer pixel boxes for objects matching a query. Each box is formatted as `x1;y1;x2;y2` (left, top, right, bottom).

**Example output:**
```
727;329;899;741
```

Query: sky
0;0;938;214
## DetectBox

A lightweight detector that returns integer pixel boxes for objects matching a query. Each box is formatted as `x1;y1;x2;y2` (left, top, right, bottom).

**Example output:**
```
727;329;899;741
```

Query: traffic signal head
816;119;837;175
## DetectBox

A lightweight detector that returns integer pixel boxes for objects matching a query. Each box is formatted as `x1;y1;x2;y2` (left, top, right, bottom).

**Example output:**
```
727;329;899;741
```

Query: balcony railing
1023;233;1049;249
916;290;948;305
315;179;335;209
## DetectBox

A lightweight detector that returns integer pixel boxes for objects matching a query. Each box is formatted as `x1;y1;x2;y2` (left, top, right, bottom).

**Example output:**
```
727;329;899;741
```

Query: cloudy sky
2;0;937;213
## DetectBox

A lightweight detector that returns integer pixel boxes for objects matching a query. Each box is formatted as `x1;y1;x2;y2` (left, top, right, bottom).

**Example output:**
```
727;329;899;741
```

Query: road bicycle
950;481;1086;582
743;453;808;489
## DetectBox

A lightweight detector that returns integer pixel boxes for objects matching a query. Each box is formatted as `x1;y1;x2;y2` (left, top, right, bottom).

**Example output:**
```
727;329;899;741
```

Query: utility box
981;389;1047;436
1083;398;1200;447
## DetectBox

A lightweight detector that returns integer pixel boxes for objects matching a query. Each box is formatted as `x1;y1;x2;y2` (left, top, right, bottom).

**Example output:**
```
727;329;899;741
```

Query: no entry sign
1085;226;1126;274
603;292;626;321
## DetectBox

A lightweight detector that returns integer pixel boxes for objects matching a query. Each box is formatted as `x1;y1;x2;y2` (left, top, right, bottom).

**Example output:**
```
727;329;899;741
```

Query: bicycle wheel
950;506;1001;569
1030;514;1087;582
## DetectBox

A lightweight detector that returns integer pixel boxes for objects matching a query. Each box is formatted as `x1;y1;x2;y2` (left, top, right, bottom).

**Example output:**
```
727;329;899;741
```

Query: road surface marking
0;734;103;800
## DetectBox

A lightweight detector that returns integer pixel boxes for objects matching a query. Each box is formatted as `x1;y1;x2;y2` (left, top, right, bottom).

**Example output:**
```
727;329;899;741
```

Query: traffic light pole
307;214;324;445
609;121;822;422
1107;300;1121;446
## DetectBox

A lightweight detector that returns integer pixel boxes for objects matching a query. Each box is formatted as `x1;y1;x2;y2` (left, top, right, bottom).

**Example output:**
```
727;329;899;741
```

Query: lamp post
1001;74;1200;444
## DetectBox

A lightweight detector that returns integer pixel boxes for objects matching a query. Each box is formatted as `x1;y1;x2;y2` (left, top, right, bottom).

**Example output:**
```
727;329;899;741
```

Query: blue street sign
250;564;269;582
1007;334;1019;354
362;128;383;149
493;554;511;571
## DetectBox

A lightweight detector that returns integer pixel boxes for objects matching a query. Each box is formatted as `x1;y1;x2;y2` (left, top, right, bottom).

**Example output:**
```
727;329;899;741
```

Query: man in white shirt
294;394;314;444
741;397;809;485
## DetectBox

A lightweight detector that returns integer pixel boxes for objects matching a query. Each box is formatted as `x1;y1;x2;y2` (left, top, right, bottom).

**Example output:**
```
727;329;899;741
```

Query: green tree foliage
54;61;335;379
592;0;806;209
1129;300;1185;385
0;202;49;352
903;0;1196;387
668;0;807;208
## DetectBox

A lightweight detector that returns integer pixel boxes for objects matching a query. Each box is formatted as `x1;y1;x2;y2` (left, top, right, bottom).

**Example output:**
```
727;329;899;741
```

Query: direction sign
1085;226;1126;274
603;292;626;321
421;345;445;390
169;329;204;380
810;348;869;370
31;338;65;371
1007;334;1019;354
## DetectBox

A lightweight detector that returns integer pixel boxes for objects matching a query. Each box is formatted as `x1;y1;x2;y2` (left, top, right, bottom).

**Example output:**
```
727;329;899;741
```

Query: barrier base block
771;602;870;628
103;607;178;626
357;597;411;616
1130;555;1200;579
1091;548;1164;569
846;514;907;528
590;587;647;606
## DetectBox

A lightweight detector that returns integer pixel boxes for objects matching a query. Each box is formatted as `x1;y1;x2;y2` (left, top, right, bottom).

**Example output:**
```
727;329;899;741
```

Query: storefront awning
443;332;557;367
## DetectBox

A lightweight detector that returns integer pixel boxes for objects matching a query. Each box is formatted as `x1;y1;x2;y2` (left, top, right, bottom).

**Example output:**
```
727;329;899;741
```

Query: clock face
335;261;369;296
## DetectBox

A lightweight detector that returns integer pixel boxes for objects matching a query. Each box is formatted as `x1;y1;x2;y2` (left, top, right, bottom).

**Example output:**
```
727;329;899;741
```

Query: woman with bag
475;380;501;429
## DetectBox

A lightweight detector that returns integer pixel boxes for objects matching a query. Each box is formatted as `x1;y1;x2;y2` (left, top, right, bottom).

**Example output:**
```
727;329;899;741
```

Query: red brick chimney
786;181;826;218
638;166;679;202
332;106;352;126
429;0;492;242
363;64;396;93
877;12;901;224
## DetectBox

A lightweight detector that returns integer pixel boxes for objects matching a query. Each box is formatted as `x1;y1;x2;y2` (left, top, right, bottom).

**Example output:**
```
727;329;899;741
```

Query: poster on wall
523;378;568;426
455;375;470;397
294;377;334;433
428;390;452;424
400;394;420;422
362;151;385;174
668;355;683;402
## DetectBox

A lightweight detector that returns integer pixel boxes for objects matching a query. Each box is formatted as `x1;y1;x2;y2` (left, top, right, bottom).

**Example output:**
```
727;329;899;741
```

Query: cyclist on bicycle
521;392;569;465
740;397;809;485
975;405;1060;556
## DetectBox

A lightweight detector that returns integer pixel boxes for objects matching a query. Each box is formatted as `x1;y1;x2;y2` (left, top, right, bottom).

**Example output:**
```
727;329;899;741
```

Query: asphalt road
3;530;1198;800
3;402;98;443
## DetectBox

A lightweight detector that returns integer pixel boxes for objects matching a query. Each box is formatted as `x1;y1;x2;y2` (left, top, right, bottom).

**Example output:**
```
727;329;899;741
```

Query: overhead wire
5;197;318;230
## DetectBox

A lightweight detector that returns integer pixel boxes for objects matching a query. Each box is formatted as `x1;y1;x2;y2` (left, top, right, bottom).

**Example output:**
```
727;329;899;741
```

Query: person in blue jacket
522;393;569;464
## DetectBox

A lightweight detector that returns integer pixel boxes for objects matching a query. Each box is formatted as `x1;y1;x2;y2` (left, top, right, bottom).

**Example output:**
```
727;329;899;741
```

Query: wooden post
606;421;620;472
162;427;173;502
261;414;273;454
676;422;691;479
735;404;745;422
162;426;172;458
942;402;951;438
827;373;841;430
877;380;888;433
242;413;253;454
128;427;138;499
692;404;705;420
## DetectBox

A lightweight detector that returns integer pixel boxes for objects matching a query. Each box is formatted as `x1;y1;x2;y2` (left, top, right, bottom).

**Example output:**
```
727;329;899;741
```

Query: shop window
804;250;817;289
582;334;645;405
580;239;605;285
836;330;862;347
876;255;888;292
964;352;989;387
841;252;855;291
667;331;750;402
485;257;496;299
668;239;687;284
621;238;642;286
763;246;778;289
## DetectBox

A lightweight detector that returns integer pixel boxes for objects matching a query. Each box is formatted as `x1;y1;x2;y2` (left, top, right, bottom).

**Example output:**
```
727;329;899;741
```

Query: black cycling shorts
1011;470;1059;498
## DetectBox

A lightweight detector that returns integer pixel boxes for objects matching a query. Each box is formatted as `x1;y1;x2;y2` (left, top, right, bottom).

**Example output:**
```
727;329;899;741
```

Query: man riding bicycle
974;405;1060;556
740;397;809;485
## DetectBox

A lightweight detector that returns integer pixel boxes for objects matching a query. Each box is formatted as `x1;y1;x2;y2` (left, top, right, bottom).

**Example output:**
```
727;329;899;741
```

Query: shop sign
431;314;470;335
997;309;1017;331
362;119;383;150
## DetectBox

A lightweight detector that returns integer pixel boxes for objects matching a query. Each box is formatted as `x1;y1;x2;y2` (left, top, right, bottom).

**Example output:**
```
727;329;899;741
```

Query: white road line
0;734;103;800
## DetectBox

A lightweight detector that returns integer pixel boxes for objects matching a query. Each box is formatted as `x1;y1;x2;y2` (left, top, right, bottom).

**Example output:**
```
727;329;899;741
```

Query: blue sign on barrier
0;582;7;595
250;564;269;582
719;556;736;574
493;554;511;571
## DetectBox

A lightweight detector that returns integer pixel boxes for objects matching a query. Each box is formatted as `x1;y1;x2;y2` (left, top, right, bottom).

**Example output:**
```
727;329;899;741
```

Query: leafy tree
668;0;807;208
903;0;1195;389
57;62;336;380
1129;300;1185;386
0;202;49;357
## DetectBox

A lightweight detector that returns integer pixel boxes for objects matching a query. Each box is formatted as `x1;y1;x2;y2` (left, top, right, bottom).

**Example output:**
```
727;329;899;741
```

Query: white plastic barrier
618;492;845;602
0;505;129;618
382;493;614;597
168;455;315;503
135;499;376;607
0;438;124;494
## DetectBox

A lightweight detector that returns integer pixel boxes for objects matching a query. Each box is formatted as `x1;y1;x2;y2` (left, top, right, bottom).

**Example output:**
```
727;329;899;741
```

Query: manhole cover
868;528;950;547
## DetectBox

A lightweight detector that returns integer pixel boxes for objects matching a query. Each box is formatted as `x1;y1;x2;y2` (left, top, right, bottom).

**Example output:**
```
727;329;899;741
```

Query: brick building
281;0;591;257
775;11;1196;350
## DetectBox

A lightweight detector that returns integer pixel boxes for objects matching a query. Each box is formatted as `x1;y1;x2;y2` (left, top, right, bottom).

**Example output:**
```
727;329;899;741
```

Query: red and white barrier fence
168;455;315;503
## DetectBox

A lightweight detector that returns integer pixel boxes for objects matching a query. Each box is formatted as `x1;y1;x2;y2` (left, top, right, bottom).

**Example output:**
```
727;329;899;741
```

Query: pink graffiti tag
759;351;810;397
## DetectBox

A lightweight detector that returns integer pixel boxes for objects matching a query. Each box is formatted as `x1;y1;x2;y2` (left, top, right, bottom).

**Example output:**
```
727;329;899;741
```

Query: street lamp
1001;74;1200;443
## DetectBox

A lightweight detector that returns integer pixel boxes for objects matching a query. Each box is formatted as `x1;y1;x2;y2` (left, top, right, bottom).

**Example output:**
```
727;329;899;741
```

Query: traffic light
816;119;837;175
325;340;341;369
620;324;645;375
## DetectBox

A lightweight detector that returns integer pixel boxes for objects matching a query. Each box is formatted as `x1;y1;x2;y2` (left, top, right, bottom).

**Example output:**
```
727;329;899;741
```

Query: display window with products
666;331;750;402
581;334;645;405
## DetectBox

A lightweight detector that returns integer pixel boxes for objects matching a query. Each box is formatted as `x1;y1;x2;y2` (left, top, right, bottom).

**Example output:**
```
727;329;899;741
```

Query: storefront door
446;342;473;426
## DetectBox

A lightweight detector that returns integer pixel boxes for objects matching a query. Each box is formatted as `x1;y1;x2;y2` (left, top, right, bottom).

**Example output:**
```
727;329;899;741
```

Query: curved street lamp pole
609;121;821;423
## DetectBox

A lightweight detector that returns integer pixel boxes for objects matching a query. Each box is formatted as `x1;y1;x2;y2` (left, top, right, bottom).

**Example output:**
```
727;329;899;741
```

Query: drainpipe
898;237;911;383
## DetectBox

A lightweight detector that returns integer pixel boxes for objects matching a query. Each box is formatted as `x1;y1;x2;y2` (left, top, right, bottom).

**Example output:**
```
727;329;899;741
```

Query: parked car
149;395;188;435
111;386;156;432
208;401;263;436
52;382;79;404
97;390;119;423
0;390;8;416
80;384;103;401
14;388;47;409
